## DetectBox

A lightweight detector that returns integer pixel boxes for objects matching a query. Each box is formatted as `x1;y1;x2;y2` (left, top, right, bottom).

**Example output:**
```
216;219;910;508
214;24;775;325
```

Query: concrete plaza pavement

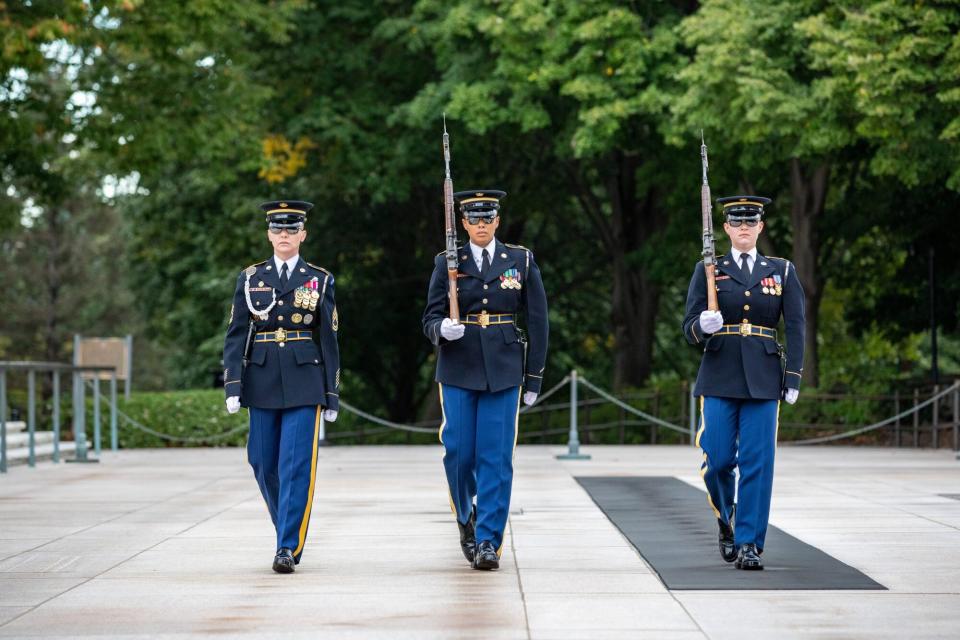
1;444;960;639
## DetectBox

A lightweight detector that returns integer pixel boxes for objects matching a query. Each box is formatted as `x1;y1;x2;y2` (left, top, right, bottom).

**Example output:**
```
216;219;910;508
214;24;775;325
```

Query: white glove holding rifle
699;310;724;334
440;317;465;341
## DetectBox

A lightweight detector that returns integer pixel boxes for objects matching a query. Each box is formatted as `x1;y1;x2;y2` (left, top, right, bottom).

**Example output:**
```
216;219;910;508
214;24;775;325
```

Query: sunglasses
268;223;304;235
465;214;498;225
727;218;760;228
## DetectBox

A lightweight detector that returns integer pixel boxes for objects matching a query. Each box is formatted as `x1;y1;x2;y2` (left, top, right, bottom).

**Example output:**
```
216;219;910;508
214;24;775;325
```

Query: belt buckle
740;323;752;337
276;327;287;346
479;310;490;329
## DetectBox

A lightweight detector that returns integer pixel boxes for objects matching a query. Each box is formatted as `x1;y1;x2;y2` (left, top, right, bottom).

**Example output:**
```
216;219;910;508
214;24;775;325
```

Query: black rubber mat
576;476;885;590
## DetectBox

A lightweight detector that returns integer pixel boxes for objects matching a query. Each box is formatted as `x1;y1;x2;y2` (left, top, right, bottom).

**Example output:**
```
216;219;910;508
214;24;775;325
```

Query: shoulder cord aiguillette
244;271;277;321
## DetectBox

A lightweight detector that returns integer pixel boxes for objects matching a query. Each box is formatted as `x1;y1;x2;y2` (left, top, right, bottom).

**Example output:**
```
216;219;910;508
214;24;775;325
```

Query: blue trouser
439;384;521;554
697;396;780;551
247;405;321;561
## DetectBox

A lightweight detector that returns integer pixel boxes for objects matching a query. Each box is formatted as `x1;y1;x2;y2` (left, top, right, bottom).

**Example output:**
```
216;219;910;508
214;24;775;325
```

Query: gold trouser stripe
437;383;457;517
293;406;321;557
698;397;721;519
498;386;523;558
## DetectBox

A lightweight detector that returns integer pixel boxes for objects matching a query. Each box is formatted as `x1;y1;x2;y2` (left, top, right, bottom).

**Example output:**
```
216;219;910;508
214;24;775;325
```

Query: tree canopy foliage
2;0;958;418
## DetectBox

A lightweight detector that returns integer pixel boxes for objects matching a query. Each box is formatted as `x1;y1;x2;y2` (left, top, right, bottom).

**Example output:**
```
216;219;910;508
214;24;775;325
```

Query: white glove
322;409;338;422
523;391;538;406
440;318;465;341
226;396;241;414
784;389;799;405
699;310;724;334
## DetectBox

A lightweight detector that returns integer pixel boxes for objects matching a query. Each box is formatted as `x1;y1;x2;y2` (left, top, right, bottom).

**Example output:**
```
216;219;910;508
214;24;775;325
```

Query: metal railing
0;361;118;473
327;372;960;455
3;362;957;473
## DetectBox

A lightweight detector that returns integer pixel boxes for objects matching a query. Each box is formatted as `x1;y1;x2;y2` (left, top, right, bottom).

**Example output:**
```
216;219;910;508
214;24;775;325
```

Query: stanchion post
933;384;940;449
52;371;60;463
27;369;36;467
67;370;97;464
1;369;7;474
93;376;101;456
110;371;118;451
73;371;87;461
557;370;589;460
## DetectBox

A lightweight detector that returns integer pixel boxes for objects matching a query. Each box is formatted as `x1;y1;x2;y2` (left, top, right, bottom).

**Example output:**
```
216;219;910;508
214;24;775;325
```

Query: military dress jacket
223;257;340;411
682;253;805;400
422;240;549;394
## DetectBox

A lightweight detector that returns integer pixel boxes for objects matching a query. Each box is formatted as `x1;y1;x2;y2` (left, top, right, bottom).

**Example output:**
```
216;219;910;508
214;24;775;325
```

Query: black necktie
739;253;751;278
280;262;289;288
481;249;491;277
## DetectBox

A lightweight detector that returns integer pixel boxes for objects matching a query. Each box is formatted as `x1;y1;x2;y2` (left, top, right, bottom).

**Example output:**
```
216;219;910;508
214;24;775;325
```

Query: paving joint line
507;517;532;640
551;453;713;639
0;477;249;631
809;479;960;533
0;475;231;564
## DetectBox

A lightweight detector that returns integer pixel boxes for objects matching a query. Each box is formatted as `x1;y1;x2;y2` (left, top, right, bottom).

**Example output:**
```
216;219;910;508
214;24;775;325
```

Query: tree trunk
569;152;664;390
789;159;829;389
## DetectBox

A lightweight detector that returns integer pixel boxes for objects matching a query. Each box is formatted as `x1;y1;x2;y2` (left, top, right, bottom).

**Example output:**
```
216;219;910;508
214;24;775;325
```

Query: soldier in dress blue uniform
682;196;805;570
422;189;549;570
223;200;341;574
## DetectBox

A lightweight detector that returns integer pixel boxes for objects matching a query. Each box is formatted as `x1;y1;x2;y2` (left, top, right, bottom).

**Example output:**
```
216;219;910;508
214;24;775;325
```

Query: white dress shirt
730;247;757;275
469;239;496;271
273;254;300;280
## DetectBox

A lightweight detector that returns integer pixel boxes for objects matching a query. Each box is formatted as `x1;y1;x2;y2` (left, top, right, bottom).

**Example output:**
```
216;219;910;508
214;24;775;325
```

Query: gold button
482;298;488;304
744;305;750;311
278;300;284;306
278;315;284;321
744;291;751;297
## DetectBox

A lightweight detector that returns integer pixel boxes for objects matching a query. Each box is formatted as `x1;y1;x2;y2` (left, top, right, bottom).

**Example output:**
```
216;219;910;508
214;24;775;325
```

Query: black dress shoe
273;548;295;574
718;518;737;563
472;540;499;571
457;506;477;563
735;543;763;570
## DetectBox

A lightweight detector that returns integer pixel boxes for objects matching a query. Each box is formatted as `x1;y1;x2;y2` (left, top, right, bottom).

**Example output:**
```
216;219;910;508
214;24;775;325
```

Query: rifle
442;114;460;321
700;131;718;311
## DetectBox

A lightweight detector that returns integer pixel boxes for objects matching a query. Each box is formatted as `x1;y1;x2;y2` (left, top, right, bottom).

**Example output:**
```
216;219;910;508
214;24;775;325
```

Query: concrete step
5;431;55;448
2;421;26;434
5;441;78;466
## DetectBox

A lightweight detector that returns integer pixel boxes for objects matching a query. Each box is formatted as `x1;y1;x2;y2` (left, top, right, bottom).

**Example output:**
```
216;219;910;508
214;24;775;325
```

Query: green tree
672;0;864;388
802;0;960;190
386;0;696;389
